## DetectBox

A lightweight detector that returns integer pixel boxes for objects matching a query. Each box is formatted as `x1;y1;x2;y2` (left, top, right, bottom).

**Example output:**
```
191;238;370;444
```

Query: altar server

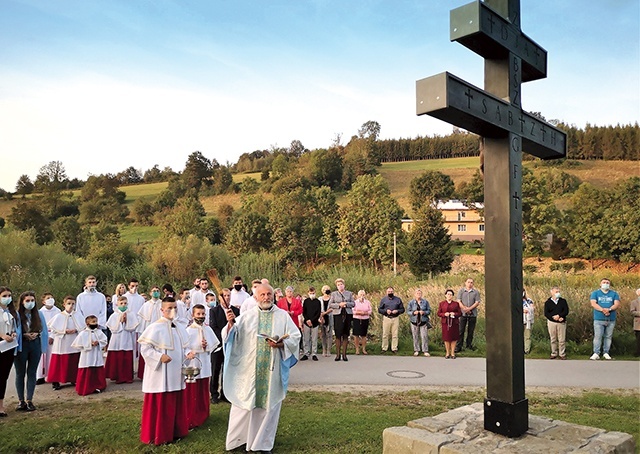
71;315;108;395
47;296;84;390
138;297;194;446
185;304;218;429
105;296;138;383
37;293;60;385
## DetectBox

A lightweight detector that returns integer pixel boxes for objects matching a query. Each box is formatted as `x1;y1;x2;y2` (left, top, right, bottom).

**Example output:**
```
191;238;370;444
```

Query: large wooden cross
416;0;566;438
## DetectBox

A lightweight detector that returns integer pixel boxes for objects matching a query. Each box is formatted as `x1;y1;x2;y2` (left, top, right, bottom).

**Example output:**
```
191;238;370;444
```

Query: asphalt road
288;354;640;390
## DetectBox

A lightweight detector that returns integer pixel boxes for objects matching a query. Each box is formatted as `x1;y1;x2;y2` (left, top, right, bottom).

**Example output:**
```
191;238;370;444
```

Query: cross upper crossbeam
450;1;547;82
416;71;566;160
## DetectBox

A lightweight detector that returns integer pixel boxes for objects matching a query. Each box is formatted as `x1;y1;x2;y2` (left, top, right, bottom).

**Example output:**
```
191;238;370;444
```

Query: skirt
105;350;134;384
76;366;107;396
352;318;370;336
333;313;353;338
47;353;81;384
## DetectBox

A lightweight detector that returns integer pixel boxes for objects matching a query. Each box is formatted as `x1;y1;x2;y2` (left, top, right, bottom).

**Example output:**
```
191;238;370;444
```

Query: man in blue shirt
589;278;621;360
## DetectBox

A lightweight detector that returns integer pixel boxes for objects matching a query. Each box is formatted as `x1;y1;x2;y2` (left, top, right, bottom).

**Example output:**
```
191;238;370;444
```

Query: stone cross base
383;403;635;453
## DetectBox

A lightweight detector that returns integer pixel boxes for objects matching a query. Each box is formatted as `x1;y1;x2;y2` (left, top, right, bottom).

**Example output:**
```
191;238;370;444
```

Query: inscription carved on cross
415;0;566;438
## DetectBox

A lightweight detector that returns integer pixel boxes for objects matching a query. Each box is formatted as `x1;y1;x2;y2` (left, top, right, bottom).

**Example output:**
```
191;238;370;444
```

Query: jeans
593;320;616;355
302;325;319;356
456;316;477;351
319;321;333;354
14;337;42;402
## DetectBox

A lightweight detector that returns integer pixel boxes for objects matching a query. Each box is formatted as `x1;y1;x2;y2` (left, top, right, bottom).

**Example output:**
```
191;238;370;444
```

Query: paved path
289;355;640;390
6;355;639;404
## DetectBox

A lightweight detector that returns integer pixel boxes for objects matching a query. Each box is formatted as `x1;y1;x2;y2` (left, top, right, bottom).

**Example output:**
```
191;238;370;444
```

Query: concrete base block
382;403;635;454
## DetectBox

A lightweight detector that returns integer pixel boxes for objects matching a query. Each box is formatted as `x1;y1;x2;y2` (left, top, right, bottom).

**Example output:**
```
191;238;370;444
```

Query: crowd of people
0;274;637;450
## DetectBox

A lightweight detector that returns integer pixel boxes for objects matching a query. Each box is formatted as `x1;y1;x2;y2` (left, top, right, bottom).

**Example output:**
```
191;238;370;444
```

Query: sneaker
16;401;27;411
590;353;600;360
413;351;419;356
603;353;612;360
36;378;46;385
300;355;309;361
559;356;566;360
52;382;61;390
312;355;318;361
423;352;430;357
25;402;36;412
391;350;397;354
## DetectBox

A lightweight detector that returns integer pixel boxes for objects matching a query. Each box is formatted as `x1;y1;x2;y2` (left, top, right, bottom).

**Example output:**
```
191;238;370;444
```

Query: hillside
0;159;636;239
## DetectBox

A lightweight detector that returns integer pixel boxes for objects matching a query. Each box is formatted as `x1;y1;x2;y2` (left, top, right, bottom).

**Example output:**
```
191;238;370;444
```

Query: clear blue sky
1;0;638;192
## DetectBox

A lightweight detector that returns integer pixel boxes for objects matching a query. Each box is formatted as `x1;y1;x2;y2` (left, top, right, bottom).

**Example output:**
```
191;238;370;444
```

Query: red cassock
47;352;81;383
104;350;134;384
184;377;210;429
140;390;189;445
137;355;145;380
75;366;107;396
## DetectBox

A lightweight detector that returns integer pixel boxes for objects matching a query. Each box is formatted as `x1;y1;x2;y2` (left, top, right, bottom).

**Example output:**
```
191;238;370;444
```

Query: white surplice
137;299;162;334
124;292;146;333
222;305;300;452
185;322;219;378
174;300;189;330
38;306;61;379
48;311;85;355
71;328;108;368
239;296;258;314
75;290;107;328
138;317;189;393
106;310;138;351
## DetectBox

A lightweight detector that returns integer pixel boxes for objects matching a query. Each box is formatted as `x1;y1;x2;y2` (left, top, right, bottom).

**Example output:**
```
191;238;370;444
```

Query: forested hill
372;123;638;162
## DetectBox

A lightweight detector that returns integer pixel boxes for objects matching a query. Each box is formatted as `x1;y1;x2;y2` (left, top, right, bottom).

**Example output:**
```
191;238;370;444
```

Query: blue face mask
0;297;11;306
24;301;36;311
208;301;216;308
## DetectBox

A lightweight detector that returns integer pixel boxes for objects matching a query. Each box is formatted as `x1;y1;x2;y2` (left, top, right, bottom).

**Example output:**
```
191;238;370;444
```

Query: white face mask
601;283;610;291
44;298;55;307
308;294;316;299
554;292;561;299
167;308;176;320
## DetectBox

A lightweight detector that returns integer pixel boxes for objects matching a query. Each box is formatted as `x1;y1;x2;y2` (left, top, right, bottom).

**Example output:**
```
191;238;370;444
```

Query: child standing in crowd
185;304;218;429
72;315;108;395
0;287;18;417
47;296;84;390
14;291;49;411
105;296;138;384
37;293;60;385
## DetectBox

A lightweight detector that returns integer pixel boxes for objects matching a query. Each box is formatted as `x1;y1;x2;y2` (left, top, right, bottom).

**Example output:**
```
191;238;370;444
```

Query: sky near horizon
1;0;638;192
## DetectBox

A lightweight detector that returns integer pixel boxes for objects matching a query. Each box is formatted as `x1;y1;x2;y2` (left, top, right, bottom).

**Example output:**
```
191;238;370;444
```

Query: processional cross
416;0;566;437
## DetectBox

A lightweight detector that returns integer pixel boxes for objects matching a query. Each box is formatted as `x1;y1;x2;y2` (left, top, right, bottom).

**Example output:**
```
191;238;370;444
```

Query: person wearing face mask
174;288;191;330
240;279;263;315
71;315;108;395
138;297;194;446
210;288;238;404
544;286;570;360
105;296;139;384
75;275;107;331
0;287;18;417
222;284;301;453
522;289;535;355
137;286;164;380
36;293;60;385
328;278;355;361
190;277;215;309
14;291;49;411
47;296;84;390
185;304;219;429
229;276;250;310
301;287;321;361
378;287;405;354
589;278;621;361
318;285;334;357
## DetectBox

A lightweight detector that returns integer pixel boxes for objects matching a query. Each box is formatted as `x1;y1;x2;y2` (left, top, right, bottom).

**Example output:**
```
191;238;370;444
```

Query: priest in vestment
138;298;194;446
223;284;300;452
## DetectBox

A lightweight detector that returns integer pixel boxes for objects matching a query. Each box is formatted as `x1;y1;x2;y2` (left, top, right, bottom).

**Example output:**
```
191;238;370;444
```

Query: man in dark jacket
544;286;569;360
210;288;239;403
378;287;405;353
301;287;321;361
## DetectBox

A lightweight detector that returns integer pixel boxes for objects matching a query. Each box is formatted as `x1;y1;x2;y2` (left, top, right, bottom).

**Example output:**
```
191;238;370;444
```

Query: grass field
0;390;636;453
120;181;169;204
119;224;161;244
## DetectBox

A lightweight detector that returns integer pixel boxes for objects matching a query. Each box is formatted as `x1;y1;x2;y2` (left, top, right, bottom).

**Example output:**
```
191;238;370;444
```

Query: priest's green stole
255;310;273;408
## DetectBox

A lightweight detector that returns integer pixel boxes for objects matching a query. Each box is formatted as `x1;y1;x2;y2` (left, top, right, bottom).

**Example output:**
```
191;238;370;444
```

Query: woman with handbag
408;289;431;357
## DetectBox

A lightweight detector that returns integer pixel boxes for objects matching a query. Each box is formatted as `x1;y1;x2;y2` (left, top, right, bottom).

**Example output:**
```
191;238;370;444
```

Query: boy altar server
136;286;163;380
37;293;60;385
185;304;219;429
47;296;84;390
138;297;194;446
105;296;138;384
223;284;300;452
72;315;108;395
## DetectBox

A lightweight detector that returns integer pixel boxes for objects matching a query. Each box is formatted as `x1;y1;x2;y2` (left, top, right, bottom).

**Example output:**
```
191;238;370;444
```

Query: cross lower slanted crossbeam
416;71;565;160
